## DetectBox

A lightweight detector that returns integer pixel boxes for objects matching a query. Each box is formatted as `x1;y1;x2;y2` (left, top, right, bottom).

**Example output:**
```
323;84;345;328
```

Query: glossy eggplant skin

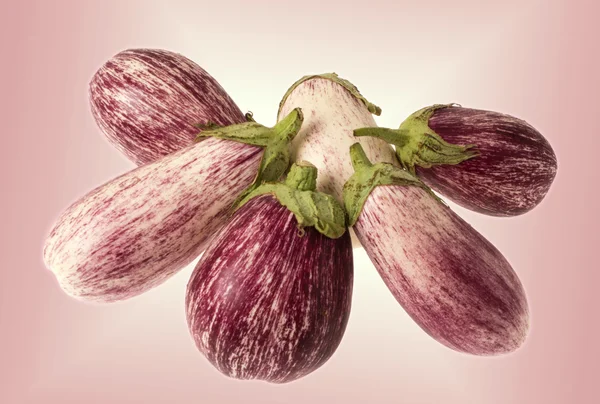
90;48;245;165
353;185;529;355
43;138;261;303
186;195;353;383
417;107;557;216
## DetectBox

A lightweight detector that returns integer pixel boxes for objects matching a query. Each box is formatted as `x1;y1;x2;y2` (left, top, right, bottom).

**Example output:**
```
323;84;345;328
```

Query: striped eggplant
186;163;352;383
43;110;303;302
355;104;557;216
344;143;529;355
278;73;397;203
90;48;245;165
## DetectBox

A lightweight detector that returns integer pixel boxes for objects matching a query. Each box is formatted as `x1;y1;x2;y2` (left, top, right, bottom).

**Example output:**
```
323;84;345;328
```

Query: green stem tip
285;161;317;191
232;108;304;207
354;104;479;174
349;143;374;171
273;107;304;142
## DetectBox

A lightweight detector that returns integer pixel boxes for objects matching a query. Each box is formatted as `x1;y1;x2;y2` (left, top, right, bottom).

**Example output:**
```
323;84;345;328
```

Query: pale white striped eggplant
43;110;303;302
186;164;352;383
344;144;529;355
355;105;557;216
277;73;397;203
90;48;245;165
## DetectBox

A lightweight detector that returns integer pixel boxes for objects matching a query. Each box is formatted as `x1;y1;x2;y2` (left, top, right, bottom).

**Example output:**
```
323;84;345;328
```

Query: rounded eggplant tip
88;59;107;91
487;335;529;357
511;311;531;351
224;370;307;384
475;317;530;356
439;301;530;356
269;374;307;384
42;235;71;284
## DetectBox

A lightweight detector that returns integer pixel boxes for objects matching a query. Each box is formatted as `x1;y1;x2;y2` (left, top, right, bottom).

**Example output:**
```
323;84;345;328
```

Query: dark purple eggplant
343;143;529;355
90;48;246;165
186;163;352;383
354;104;557;216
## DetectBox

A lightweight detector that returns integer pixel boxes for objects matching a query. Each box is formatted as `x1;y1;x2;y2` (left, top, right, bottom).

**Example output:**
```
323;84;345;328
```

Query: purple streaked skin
417;107;558;216
353;185;529;355
89;48;245;165
278;78;397;203
186;195;353;383
43;138;262;303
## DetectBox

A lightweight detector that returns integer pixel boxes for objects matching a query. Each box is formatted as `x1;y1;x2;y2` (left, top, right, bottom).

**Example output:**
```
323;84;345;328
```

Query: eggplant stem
232;108;305;207
349;143;373;171
343;143;438;226
354;127;412;148
285;163;318;191
356;104;478;173
236;163;347;239
193;121;221;132
194;121;272;146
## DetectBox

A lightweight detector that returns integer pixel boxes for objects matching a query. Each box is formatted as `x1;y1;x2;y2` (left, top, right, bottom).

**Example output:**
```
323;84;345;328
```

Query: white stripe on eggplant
186;197;353;383
277;76;397;202
344;144;529;355
355;104;557;216
186;166;352;383
417;107;557;216
90;49;246;165
43;138;261;302
354;185;529;355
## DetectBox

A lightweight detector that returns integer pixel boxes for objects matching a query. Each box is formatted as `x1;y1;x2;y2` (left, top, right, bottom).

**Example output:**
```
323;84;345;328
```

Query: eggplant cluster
44;48;557;383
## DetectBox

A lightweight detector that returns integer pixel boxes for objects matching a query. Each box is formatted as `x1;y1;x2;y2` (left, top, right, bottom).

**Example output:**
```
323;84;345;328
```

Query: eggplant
277;73;397;203
90;48;246;165
186;163;352;383
355;104;557;216
43;110;303;302
344;143;529;355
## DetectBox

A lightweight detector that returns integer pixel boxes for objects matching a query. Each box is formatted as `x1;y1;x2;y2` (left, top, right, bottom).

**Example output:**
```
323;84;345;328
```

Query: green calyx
237;162;347;239
343;143;440;226
277;72;381;118
353;104;478;174
196;108;304;206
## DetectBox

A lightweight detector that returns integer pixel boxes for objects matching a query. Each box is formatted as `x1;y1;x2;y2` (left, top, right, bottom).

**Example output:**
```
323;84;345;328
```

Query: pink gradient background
2;0;597;403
